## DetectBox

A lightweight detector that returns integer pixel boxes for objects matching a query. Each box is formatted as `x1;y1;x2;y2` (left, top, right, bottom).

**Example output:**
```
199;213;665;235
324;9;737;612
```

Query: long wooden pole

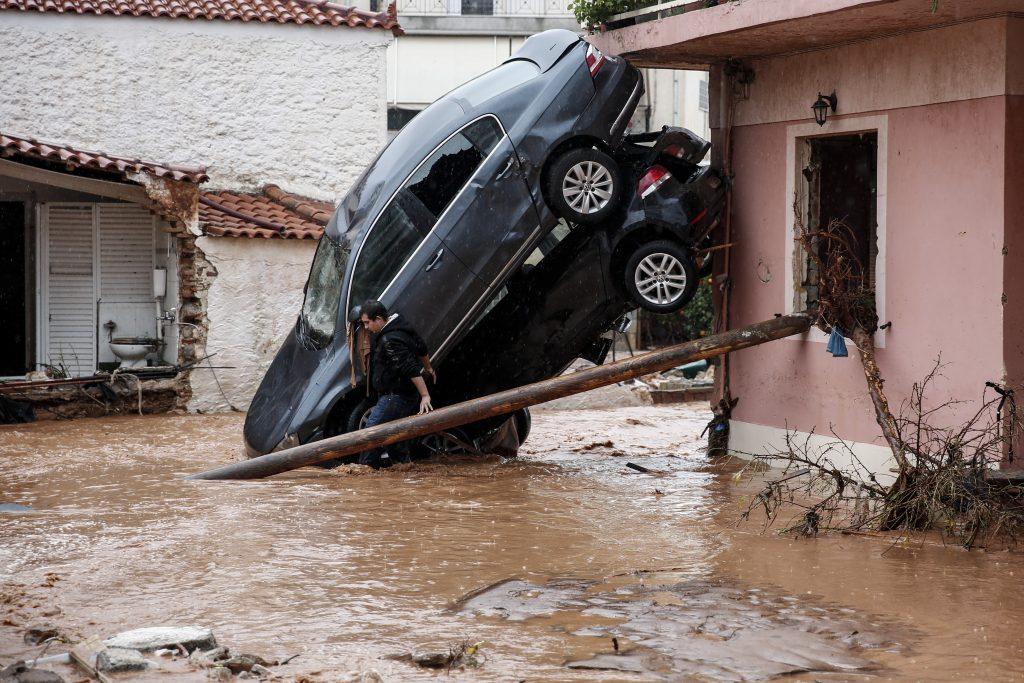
187;314;811;481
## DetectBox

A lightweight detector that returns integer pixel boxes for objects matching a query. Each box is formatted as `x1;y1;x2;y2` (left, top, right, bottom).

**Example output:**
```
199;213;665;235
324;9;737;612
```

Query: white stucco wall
643;68;710;138
0;13;391;200
188;237;314;413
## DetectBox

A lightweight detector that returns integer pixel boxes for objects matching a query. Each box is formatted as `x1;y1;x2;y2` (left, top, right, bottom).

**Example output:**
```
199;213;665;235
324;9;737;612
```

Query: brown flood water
1;405;1022;681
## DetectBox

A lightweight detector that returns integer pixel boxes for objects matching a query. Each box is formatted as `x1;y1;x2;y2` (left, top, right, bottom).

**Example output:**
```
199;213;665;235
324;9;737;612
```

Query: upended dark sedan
243;29;725;458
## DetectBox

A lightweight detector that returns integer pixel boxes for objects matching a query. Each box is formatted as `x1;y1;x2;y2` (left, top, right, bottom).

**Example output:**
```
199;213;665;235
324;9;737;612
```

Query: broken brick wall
186;237;316;413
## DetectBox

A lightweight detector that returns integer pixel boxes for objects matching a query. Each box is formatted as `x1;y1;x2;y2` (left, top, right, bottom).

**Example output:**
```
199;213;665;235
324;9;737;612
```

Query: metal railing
606;0;707;28
389;0;574;17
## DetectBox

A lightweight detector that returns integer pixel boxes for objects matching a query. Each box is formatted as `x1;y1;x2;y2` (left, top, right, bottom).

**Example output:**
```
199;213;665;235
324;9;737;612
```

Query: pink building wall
721;18;1017;466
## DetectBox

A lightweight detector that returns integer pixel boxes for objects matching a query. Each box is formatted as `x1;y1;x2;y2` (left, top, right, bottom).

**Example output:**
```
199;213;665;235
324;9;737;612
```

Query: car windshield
299;236;349;348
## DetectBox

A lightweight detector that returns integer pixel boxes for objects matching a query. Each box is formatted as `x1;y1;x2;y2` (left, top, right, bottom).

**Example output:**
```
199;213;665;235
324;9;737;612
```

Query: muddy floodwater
2;405;1023;681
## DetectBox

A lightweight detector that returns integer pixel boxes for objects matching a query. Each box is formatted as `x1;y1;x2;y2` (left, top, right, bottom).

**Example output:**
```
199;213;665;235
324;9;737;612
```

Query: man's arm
420;355;436;383
383;336;432;413
411;375;433;414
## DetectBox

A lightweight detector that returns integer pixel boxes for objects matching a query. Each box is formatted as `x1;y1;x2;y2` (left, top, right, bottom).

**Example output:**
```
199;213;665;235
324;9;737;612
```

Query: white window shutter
44;204;96;377
98;204;155;302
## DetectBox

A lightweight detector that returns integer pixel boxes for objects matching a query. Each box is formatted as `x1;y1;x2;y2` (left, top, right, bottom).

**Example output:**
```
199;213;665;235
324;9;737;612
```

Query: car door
347;188;481;354
430;116;544;287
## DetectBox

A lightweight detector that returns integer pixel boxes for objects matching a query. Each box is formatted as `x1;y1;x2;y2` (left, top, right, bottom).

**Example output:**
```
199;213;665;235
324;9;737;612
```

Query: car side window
406;117;504;218
349;192;432;306
348;117;505;307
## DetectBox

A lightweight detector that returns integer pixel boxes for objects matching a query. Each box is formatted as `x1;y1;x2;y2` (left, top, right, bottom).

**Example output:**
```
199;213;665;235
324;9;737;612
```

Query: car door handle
496;156;517;180
425;248;444;272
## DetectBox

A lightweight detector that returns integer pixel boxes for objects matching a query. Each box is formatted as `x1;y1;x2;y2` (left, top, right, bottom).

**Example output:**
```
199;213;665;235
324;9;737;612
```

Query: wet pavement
1;405;1022;681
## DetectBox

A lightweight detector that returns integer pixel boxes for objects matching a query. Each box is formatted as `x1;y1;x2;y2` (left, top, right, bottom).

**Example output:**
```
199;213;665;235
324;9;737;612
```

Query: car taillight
638;166;671;198
585;44;606;77
663;144;687;159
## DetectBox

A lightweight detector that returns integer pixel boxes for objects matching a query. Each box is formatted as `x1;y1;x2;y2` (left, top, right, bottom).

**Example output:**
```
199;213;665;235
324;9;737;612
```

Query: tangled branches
741;362;1024;549
794;212;878;336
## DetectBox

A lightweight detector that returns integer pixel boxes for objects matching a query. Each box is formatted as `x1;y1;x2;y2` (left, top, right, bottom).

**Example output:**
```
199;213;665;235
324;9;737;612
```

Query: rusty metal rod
187;313;811;481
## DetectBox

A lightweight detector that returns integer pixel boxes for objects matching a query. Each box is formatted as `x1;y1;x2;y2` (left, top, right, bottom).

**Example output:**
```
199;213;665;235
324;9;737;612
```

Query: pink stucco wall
727;96;1007;446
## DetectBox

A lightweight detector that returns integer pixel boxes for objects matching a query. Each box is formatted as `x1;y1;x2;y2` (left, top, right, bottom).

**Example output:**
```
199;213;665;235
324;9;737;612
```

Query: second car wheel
547;147;620;225
624;240;698;313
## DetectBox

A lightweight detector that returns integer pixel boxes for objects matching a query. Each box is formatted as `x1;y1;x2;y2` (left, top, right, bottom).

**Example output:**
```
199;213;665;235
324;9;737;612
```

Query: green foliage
568;0;633;30
639;277;714;346
679;277;714;341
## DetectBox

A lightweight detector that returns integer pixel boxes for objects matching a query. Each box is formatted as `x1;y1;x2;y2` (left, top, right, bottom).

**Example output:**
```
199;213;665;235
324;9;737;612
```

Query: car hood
243;327;352;456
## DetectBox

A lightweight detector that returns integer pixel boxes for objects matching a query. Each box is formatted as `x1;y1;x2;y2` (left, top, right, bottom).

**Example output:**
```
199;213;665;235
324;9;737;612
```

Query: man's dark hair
361;299;388;320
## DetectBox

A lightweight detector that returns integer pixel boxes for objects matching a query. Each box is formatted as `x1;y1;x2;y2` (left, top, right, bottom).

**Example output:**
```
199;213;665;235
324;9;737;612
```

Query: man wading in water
358;300;436;469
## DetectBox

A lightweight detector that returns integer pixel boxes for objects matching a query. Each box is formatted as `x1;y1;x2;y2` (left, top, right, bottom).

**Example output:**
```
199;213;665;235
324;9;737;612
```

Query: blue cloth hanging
826;326;848;357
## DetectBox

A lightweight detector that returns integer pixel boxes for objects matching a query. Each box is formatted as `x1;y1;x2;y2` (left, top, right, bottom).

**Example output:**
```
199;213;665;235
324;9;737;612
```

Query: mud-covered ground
2;405;1022;681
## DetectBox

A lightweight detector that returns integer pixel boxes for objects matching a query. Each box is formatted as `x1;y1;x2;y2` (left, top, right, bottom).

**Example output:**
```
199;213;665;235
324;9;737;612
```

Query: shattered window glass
350;192;432;306
300;237;349;348
523;220;573;269
406;117;503;218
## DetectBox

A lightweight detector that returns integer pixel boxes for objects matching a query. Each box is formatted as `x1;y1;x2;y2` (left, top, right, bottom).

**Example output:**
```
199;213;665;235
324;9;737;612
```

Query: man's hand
419;395;433;414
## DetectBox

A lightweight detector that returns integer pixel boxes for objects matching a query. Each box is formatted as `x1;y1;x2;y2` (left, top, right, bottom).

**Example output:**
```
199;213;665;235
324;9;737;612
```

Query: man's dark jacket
369;315;428;398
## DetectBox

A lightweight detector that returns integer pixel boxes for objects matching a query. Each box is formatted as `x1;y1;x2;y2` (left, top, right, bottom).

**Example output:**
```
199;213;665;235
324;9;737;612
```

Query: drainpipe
672;71;681;127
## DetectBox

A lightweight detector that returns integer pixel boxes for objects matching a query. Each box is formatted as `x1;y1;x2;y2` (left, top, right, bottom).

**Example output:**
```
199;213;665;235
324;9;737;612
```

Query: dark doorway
0;202;27;376
802;132;878;306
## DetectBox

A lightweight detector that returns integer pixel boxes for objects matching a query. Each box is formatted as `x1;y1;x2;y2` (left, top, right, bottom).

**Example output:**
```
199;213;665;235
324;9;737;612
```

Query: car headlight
272;433;301;452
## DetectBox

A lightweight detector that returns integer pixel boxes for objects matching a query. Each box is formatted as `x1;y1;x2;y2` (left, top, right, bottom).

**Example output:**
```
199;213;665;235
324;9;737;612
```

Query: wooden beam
188;313;811;481
0;158;150;204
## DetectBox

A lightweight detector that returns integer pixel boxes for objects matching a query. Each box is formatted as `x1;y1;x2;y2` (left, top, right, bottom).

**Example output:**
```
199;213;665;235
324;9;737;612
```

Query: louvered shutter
43;204;96;377
98;204;154;302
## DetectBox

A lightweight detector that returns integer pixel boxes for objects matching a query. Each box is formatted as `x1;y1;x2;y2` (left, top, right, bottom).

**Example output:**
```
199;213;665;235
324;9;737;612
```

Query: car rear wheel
548;148;620;225
624;240;698;313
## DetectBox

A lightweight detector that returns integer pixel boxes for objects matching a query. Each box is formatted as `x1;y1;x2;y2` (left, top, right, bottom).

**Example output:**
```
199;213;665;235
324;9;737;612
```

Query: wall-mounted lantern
812;91;837;126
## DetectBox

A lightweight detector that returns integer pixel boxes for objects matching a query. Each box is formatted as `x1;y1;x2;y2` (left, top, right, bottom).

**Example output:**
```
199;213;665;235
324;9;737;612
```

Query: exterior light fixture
812;91;837;126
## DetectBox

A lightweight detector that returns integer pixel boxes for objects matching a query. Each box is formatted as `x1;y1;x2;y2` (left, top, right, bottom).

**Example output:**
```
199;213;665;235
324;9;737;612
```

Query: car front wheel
547;148;620;225
624;240;698;313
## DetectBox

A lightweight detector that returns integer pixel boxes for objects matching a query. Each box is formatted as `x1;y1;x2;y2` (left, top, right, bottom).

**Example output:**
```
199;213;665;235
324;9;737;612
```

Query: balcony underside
591;0;1024;69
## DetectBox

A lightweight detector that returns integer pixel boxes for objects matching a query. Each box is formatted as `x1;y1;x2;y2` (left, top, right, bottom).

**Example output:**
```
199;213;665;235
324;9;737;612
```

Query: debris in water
0;503;32;512
566;653;647;673
221;653;271;674
23;628;61;646
207;665;232;681
103;626;216;652
575;440;614;451
96;647;148;672
458;576;900;680
392;641;485;671
0;661;64;683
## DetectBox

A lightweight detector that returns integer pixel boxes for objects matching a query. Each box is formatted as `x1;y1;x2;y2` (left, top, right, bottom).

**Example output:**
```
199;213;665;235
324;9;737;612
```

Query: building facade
351;0;708;138
594;0;1024;474
0;0;397;417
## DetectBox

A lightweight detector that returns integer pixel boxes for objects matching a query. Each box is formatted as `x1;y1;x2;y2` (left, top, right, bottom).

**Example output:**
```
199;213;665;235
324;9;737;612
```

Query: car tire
624;240;698;313
547;148;621;225
513;407;532;446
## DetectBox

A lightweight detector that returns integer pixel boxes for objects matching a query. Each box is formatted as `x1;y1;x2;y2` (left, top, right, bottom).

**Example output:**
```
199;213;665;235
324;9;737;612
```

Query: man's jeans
358;393;418;468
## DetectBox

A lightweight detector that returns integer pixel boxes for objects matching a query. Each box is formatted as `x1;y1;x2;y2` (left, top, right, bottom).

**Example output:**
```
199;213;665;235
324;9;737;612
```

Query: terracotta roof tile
0;130;209;183
0;0;403;34
199;184;332;239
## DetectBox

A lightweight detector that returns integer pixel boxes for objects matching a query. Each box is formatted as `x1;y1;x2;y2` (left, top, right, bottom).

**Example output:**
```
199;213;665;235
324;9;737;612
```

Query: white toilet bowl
109;337;158;370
